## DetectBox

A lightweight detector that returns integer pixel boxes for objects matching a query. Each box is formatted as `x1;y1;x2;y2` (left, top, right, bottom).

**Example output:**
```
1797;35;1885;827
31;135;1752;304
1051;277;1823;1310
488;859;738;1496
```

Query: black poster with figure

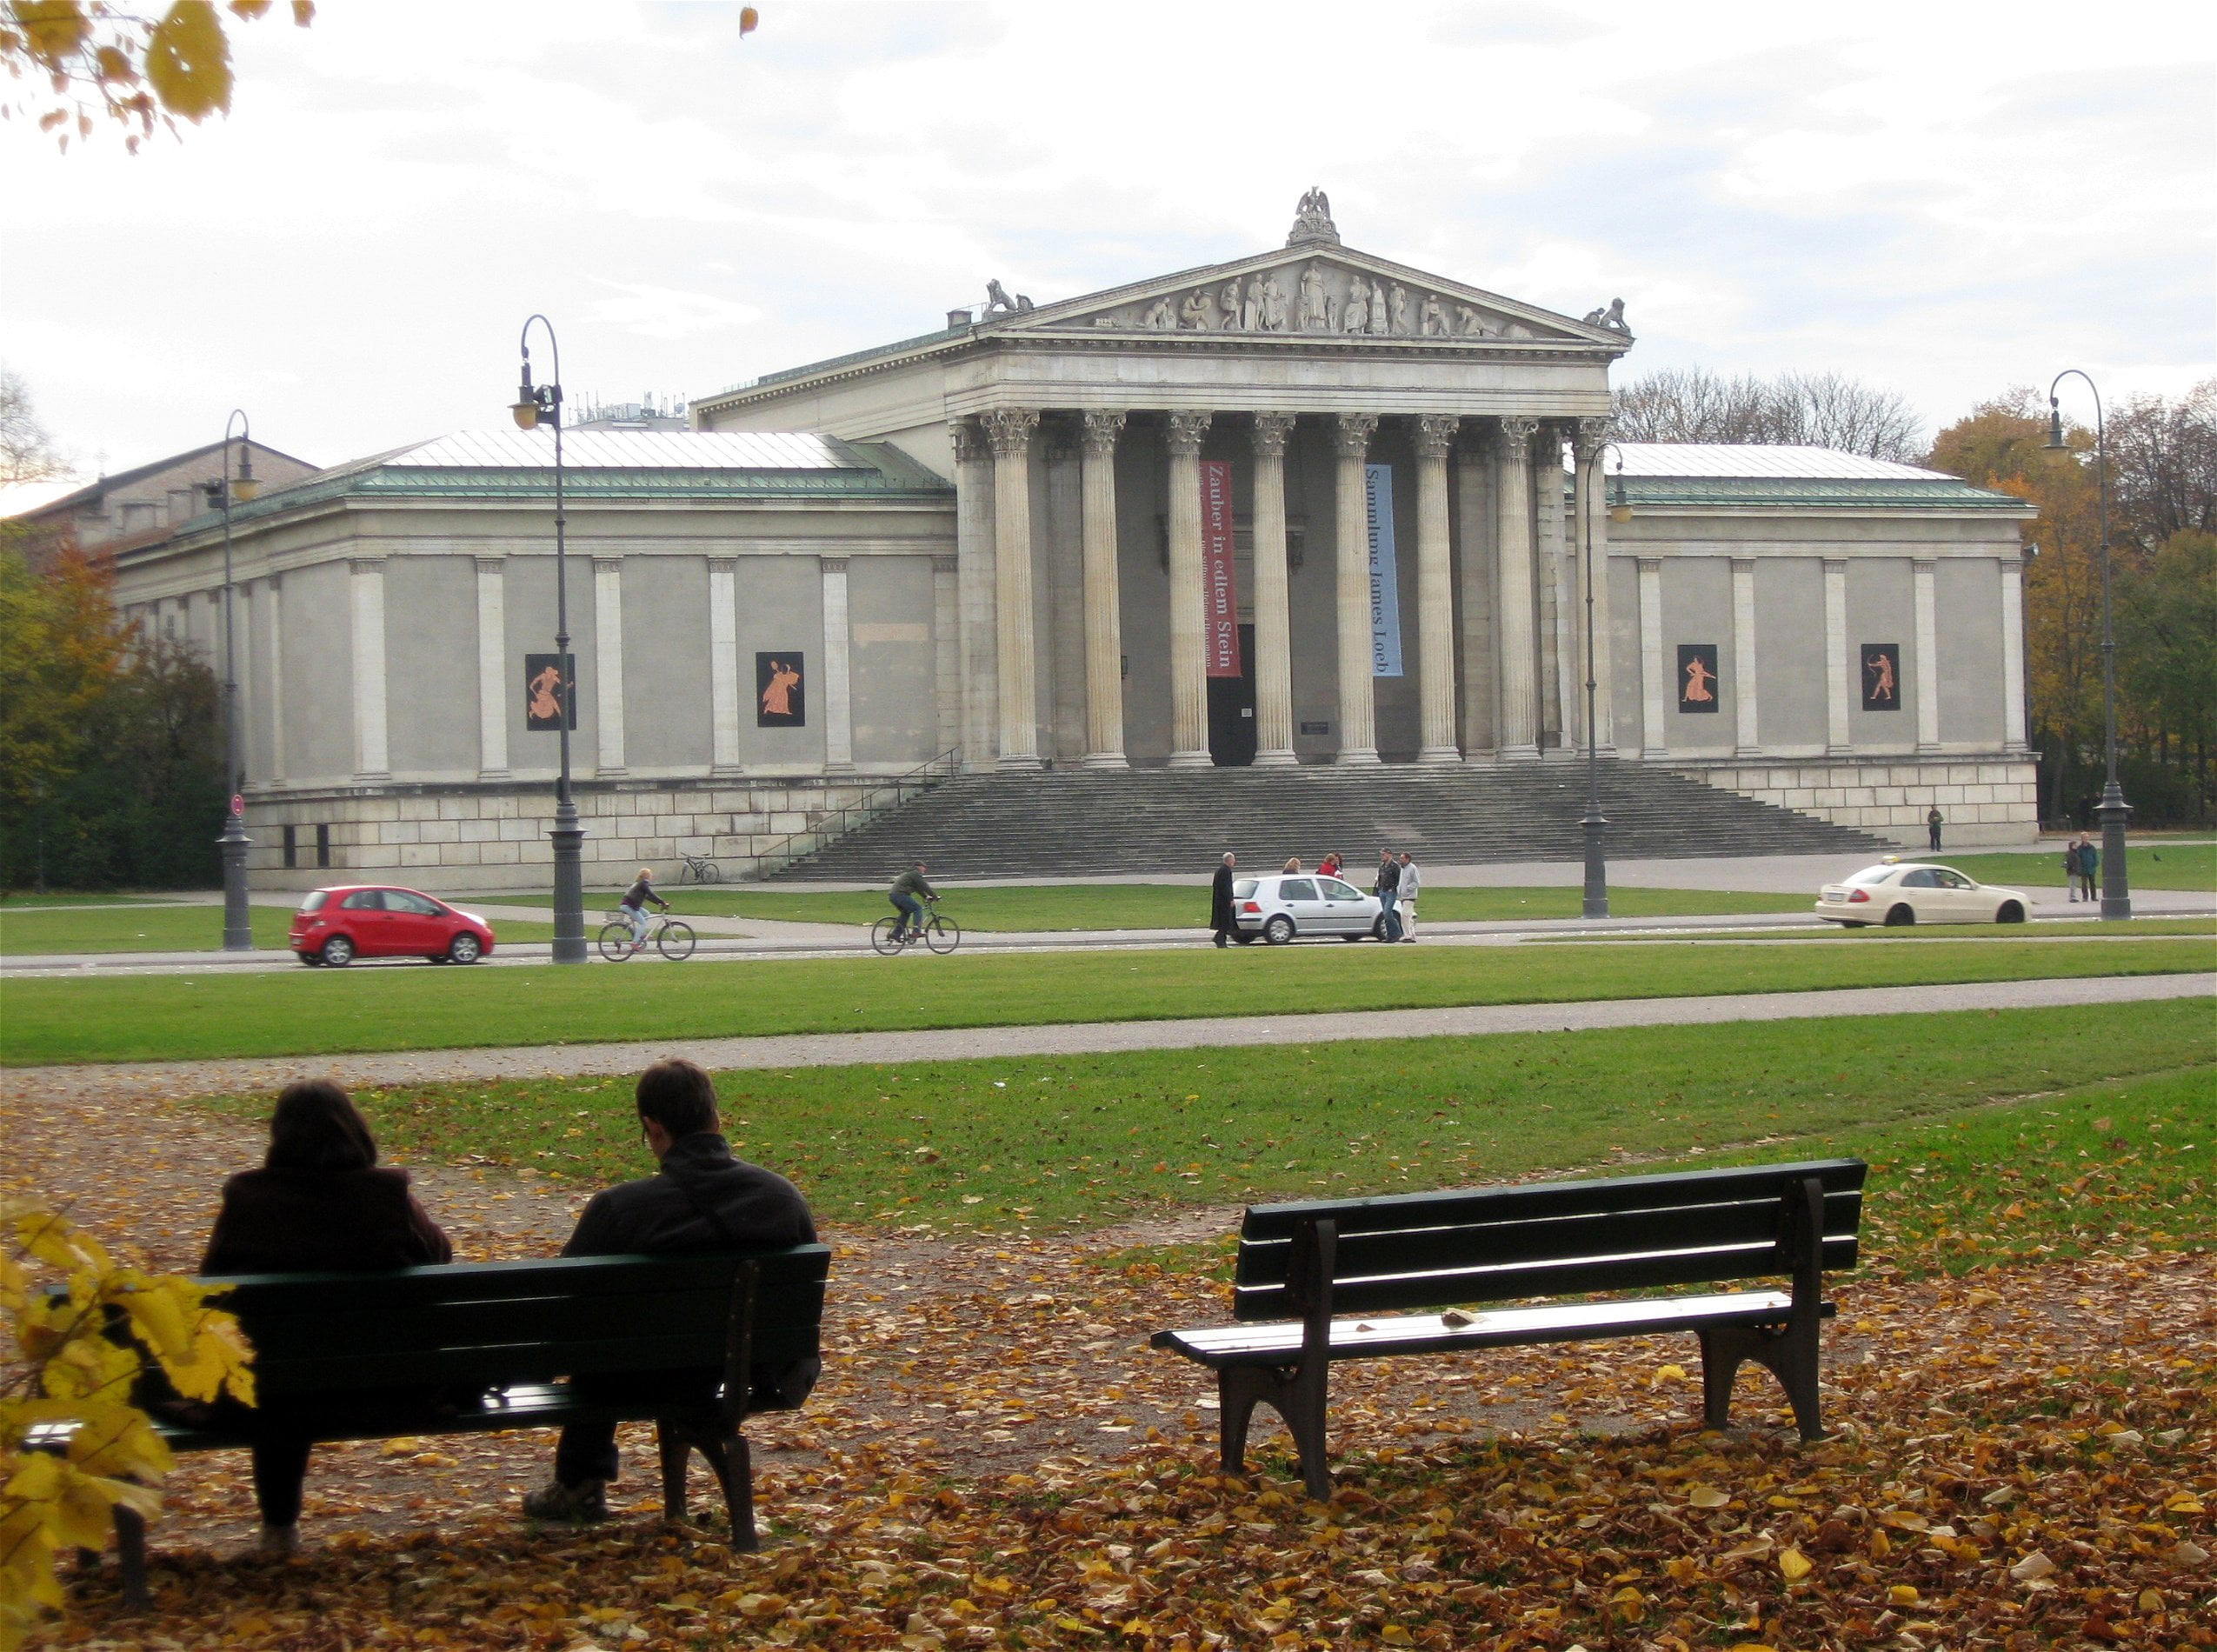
1861;642;1901;711
523;652;577;731
756;652;806;727
1676;643;1721;713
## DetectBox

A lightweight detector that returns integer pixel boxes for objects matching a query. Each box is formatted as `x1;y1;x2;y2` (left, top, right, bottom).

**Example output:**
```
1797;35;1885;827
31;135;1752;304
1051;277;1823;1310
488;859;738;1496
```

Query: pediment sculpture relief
1102;260;1532;340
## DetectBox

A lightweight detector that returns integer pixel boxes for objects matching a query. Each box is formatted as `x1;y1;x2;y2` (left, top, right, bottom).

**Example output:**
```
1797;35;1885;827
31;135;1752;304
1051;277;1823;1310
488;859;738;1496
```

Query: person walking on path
2074;833;2100;903
1395;852;1421;942
523;1058;818;1523
2063;836;2084;901
1209;852;1239;948
1375;849;1402;943
200;1080;454;1558
1927;806;1944;852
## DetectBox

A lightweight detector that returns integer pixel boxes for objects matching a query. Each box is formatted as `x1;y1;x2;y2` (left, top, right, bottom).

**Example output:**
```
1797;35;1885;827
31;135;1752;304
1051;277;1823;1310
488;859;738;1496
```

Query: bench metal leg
656;1422;691;1522
658;1419;756;1550
1218;1363;1332;1502
1697;1324;1824;1442
113;1502;151;1611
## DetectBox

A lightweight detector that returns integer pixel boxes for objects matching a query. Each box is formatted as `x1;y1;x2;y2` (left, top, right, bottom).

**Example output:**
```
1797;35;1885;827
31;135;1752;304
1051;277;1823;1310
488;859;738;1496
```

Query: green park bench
37;1247;829;1607
1152;1159;1867;1499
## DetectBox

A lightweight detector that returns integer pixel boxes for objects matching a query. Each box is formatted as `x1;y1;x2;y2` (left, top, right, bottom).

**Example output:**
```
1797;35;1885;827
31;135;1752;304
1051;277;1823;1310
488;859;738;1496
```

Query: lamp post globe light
2042;370;2131;921
201;410;259;951
1575;429;1630;921
513;316;589;963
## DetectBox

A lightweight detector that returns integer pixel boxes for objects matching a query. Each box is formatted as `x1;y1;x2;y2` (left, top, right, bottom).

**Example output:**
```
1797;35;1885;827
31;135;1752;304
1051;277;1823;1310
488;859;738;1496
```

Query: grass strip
4;933;2209;1067
1531;916;2217;943
0;905;560;956
455;882;1812;931
1933;841;2214;892
191;998;2214;1237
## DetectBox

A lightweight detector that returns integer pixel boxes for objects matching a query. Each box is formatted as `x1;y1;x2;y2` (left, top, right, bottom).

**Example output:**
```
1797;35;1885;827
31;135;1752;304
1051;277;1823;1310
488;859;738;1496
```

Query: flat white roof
389;430;854;470
1604;443;1948;481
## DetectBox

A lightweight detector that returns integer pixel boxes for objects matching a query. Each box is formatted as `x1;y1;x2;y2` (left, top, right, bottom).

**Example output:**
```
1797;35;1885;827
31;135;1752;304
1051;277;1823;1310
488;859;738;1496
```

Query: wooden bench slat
1238;1158;1867;1242
1156;1289;1819;1367
1233;1195;1862;1289
202;1249;829;1314
251;1322;824;1396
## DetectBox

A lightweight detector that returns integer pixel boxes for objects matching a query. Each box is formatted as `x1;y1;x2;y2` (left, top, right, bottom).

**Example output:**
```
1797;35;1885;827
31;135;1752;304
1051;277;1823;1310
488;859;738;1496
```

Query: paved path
7;971;2206;1103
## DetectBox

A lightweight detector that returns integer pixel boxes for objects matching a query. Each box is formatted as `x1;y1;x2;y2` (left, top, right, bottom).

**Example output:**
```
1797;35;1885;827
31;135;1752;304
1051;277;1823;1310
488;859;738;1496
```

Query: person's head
1381;849;1393;861
1401;851;1415;864
1222;852;1235;866
635;1058;721;1157
916;862;928;874
638;867;655;883
264;1080;378;1173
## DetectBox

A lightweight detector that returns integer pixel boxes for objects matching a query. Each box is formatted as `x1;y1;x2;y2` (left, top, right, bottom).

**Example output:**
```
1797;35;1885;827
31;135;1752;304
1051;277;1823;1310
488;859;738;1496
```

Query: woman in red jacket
202;1080;452;1556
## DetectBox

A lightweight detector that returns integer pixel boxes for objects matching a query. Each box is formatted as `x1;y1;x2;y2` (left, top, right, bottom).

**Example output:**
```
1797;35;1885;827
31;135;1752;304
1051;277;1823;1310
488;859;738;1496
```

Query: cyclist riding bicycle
888;862;937;943
620;867;670;951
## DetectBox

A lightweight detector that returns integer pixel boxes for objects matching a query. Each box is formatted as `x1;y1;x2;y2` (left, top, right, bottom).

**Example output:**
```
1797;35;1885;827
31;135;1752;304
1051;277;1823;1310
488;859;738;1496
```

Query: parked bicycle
870;897;961;956
597;907;697;962
679;853;722;885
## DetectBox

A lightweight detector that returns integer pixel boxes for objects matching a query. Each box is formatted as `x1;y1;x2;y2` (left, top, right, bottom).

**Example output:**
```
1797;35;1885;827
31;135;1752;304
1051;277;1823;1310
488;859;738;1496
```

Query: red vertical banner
1200;458;1242;677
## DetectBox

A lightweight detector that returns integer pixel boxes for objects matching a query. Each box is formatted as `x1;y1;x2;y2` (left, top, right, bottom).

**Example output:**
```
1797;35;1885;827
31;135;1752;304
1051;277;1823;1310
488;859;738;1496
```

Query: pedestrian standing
1395;852;1421;942
1318;852;1343;879
2074;833;2099;903
1375;849;1401;943
2062;836;2082;901
1209;852;1239;948
1927;806;1944;853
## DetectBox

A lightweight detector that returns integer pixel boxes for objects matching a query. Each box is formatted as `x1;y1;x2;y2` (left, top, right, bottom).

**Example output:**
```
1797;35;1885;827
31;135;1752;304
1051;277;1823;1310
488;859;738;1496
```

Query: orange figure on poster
1681;654;1716;705
761;659;800;718
528;663;565;722
1865;649;1896;705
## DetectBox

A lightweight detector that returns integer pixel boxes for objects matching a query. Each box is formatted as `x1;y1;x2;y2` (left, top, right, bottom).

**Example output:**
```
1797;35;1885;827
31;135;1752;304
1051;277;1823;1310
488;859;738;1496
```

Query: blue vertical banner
1365;463;1404;676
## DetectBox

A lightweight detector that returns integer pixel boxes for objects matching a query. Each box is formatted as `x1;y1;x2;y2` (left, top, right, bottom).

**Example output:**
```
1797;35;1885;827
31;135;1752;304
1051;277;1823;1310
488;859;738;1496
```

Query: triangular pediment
985;244;1628;348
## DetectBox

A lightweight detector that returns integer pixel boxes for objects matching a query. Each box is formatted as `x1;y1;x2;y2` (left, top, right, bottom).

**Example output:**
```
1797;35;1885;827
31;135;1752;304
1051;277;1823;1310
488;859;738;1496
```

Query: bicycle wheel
869;916;905;956
679;862;700;884
597;922;636;961
656;920;696;962
699;860;722;885
923;915;962;954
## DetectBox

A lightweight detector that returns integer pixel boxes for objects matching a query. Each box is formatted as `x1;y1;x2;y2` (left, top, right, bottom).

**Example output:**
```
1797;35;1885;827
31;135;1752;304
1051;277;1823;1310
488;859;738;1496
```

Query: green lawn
0;905;560;956
1538;916;2217;943
1938;840;2216;892
457;883;1810;930
222;999;2211;1240
6;932;2209;1067
0;890;199;907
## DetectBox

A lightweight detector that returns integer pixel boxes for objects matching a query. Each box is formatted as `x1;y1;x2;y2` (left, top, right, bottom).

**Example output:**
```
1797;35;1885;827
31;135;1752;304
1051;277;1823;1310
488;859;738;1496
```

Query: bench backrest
203;1247;830;1400
1232;1161;1865;1322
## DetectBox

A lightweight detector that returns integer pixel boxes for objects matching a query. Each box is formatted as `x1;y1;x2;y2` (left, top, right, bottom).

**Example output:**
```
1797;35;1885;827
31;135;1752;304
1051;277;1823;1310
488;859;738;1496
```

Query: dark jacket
563;1132;817;1258
202;1167;453;1276
1375;859;1401;895
1210;863;1237;929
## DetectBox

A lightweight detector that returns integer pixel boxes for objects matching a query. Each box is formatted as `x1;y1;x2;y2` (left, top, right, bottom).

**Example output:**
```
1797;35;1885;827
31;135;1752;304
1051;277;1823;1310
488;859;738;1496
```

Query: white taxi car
1230;874;1389;943
1814;859;2033;928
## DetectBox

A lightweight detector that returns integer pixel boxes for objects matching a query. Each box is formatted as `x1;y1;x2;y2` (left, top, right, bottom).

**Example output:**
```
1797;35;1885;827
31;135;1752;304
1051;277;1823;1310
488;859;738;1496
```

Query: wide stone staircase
763;760;1885;881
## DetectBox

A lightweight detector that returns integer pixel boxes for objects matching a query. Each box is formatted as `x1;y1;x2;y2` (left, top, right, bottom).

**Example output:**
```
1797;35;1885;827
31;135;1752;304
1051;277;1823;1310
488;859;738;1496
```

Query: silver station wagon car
1230;874;1389;944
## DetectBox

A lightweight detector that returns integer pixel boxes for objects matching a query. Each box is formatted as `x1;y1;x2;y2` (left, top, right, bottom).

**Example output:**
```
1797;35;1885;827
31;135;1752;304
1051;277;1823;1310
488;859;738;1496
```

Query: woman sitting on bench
201;1080;453;1558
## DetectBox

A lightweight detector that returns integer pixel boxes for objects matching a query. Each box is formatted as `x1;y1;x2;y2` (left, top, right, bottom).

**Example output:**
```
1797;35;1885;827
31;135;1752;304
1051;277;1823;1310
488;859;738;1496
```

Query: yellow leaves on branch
0;0;315;151
0;1200;256;1652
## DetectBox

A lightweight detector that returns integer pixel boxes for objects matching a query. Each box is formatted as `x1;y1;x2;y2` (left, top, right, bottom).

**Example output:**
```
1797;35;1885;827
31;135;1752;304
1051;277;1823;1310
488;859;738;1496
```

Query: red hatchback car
291;886;496;967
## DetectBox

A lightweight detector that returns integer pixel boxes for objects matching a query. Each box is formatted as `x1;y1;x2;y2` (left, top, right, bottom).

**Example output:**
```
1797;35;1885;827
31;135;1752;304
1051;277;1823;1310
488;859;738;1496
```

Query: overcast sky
3;0;2211;508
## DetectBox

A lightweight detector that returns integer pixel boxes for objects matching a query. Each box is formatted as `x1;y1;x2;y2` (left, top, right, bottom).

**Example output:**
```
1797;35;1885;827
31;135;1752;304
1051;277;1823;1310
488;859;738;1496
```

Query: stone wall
241;776;899;892
1670;756;2039;847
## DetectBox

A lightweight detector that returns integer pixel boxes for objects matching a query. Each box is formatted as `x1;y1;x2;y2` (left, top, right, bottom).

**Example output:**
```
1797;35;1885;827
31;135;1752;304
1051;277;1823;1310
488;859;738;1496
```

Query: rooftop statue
1581;296;1630;335
1287;185;1340;247
985;279;1035;316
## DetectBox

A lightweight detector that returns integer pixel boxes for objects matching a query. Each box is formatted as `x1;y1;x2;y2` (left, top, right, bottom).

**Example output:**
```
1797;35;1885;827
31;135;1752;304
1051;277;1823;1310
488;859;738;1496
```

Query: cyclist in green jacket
888;863;936;942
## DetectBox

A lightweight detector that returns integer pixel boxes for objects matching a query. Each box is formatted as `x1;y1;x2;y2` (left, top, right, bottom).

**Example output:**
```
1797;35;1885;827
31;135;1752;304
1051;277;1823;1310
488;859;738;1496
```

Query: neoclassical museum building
106;197;2037;888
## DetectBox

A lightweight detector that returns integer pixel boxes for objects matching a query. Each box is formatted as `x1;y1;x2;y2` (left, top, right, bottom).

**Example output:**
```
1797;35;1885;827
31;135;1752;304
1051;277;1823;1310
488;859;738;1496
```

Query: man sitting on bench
523;1058;819;1522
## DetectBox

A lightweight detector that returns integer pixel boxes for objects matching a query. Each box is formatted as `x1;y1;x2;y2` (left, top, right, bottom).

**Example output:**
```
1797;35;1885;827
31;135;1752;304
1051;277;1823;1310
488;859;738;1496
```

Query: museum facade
109;198;2038;888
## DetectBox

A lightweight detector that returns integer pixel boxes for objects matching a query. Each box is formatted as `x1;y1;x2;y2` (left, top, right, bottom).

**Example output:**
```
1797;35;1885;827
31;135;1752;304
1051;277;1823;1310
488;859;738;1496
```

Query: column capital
474;554;505;573
982;408;1040;457
1080;409;1127;457
1573;416;1614;464
1636;555;1665;574
1165;410;1212;456
593;554;623;571
820;556;849;574
1334;410;1380;457
931;553;960;575
1413;413;1457;461
1497;415;1542;452
1251;410;1297;458
949;416;990;465
347;556;383;576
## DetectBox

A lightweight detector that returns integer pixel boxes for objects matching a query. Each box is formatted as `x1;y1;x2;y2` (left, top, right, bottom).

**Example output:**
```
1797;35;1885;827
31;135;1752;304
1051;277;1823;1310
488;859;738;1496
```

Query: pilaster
593;556;626;776
265;572;287;783
930;553;962;759
1731;555;1761;756
2000;552;2029;753
709;556;742;774
348;556;389;782
1913;556;1941;753
1823;556;1851;755
474;556;509;778
1637;556;1666;759
821;556;855;773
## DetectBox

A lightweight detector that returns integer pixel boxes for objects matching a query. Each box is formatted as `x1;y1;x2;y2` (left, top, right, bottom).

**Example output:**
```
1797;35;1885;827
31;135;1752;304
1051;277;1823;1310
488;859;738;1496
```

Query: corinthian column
983;407;1042;770
1495;416;1541;758
1334;411;1382;764
1249;412;1298;766
1413;413;1460;762
1572;417;1617;755
1164;410;1214;768
1078;410;1128;768
949;418;997;770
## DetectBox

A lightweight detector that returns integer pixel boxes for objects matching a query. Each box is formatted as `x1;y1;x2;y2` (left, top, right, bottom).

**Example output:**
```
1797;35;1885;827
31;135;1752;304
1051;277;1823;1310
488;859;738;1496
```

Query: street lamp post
512;316;589;963
1575;430;1629;920
2043;371;2131;921
202;410;260;951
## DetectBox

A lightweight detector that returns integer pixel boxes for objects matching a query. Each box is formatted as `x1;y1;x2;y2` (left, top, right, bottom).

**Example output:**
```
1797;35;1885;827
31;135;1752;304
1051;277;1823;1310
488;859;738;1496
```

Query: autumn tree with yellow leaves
1;1202;255;1647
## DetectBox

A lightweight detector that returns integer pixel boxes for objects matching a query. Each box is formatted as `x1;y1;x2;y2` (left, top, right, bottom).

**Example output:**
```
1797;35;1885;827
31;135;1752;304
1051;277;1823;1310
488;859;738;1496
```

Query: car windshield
1232;879;1257;898
1845;867;1899;885
300;890;328;913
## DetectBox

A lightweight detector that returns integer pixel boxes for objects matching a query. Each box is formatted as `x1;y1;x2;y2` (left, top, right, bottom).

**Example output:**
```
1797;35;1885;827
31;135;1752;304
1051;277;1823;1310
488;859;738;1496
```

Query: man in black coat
523;1058;817;1522
1209;852;1239;947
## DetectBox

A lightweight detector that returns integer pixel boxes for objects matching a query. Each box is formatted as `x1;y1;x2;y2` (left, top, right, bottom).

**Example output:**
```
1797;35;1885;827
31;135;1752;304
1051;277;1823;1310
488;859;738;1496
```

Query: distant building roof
6;436;317;524
1611;443;1950;480
1595;443;2028;513
391;430;862;470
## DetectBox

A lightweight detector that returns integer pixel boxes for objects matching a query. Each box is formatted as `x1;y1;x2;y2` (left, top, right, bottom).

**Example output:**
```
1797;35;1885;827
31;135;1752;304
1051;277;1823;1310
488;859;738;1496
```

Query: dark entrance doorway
1207;623;1258;766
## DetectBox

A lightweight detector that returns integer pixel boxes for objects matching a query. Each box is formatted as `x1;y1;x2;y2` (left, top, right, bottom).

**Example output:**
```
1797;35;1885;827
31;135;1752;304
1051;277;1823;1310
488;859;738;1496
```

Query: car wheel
1263;915;1295;946
448;931;484;963
1882;905;1914;928
1371;915;1390;941
1995;902;2025;924
320;934;356;966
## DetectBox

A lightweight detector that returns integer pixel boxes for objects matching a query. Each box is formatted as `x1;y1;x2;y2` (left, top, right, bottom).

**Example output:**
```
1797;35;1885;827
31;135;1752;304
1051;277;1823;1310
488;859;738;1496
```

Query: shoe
1215;936;1227;948
255;1524;299;1559
523;1478;609;1522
